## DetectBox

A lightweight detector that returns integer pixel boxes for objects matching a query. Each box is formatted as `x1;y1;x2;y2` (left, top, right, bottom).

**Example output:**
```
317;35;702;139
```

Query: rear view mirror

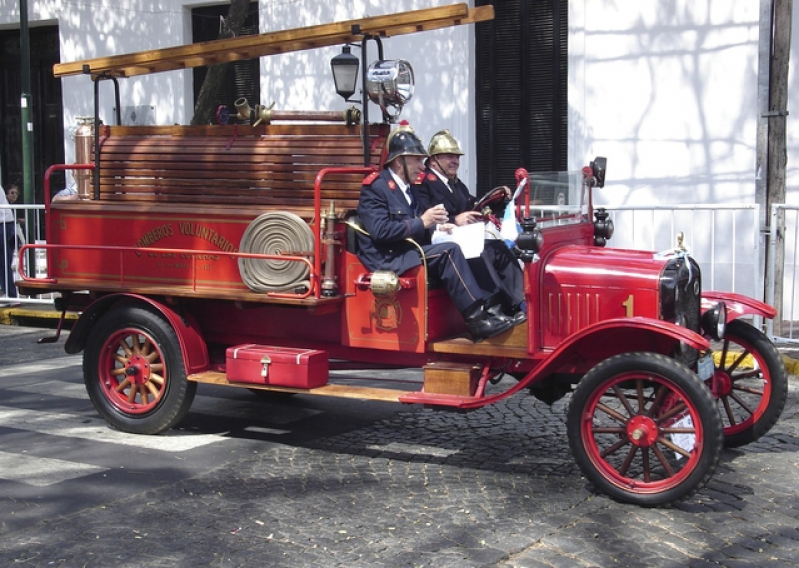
590;157;607;188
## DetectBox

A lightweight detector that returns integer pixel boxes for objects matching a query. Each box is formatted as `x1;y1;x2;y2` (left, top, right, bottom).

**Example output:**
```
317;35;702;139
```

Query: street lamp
330;45;359;101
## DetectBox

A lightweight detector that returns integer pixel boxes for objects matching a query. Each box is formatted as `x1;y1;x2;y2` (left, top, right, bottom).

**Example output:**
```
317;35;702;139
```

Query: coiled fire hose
238;212;314;292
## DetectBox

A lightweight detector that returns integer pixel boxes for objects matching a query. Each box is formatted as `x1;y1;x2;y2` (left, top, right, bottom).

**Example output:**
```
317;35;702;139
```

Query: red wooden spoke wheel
84;304;196;434
709;320;787;448
98;328;166;414
567;353;723;506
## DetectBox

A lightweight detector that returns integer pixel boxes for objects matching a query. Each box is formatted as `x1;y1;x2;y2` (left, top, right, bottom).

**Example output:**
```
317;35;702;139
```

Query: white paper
431;222;485;259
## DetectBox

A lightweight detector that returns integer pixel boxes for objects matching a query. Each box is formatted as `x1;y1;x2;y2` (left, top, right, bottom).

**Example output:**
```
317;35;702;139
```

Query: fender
65;293;209;374
702;291;777;321
402;317;710;409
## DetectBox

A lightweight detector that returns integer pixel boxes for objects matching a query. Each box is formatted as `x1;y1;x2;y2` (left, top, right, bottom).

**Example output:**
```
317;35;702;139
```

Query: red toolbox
225;344;329;388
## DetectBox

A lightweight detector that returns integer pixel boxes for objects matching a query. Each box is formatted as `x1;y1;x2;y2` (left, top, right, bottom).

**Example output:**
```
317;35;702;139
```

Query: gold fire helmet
427;129;464;157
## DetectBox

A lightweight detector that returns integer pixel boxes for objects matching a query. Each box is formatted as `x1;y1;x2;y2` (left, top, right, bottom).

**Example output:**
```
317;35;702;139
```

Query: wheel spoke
642;448;651;482
599;437;630;459
646;384;669;417
651;443;677;477
115;378;131;393
729;390;756;415
118;338;133;357
725;349;749;374
613;384;637;416
618;445;638;477
732;383;764;396
721;396;737;425
596;401;629;424
127;386;137;403
149;373;165;386
145;381;160;397
657;436;691;460
655;401;688;424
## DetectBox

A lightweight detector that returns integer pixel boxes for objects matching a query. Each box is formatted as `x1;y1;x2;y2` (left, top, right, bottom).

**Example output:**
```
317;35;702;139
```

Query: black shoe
464;304;514;342
508;307;527;326
487;302;526;327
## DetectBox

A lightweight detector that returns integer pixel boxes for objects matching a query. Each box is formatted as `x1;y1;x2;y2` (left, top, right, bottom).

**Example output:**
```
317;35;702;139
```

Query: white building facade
0;0;794;207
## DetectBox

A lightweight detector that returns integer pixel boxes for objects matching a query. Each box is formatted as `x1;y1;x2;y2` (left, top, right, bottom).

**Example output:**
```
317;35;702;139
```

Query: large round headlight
701;301;727;341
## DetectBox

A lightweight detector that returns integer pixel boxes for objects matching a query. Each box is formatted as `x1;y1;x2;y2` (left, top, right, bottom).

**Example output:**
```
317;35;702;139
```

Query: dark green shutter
476;0;567;194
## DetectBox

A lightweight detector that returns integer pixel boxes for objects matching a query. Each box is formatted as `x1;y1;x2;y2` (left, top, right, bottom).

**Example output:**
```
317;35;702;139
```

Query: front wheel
567;353;723;506
83;304;197;434
709;320;788;448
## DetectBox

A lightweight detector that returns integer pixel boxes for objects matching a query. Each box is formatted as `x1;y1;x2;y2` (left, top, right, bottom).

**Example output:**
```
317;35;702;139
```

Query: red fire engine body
18;4;787;506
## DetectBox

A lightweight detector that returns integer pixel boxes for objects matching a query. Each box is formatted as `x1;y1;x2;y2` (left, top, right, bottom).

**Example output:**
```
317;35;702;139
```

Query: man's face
393;155;426;182
431;153;461;178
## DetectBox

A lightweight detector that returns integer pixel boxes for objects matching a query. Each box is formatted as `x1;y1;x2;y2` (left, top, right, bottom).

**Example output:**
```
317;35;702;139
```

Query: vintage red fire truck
18;4;787;506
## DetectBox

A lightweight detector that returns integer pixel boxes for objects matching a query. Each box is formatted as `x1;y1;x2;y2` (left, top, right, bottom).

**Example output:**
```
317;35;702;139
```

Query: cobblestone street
1;352;798;567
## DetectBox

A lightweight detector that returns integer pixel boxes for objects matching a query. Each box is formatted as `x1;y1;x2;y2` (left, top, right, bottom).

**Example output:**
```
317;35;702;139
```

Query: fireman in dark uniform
417;129;526;324
356;124;514;342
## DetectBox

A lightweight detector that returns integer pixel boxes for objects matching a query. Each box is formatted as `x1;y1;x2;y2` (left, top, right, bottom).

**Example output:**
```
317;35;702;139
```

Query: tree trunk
190;0;251;125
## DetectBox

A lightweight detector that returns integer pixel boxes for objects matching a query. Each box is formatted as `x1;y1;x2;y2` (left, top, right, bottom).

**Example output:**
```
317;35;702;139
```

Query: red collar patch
388;180;396;190
427;173;437;181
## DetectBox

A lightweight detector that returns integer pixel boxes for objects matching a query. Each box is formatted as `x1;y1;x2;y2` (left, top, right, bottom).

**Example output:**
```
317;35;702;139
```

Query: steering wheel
473;186;509;214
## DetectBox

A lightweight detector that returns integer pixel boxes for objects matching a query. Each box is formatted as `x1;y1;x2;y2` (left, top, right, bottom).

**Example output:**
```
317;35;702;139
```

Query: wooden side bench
96;123;388;218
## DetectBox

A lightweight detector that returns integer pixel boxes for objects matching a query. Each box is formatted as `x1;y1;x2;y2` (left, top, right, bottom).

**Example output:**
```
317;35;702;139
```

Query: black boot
463;302;514;342
487;302;527;327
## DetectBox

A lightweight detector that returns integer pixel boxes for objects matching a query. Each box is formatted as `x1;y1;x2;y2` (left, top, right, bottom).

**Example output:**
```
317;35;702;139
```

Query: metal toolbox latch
260;355;272;378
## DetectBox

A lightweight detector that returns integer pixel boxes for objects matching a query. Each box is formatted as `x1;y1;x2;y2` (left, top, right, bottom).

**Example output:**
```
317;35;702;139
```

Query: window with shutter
475;0;567;194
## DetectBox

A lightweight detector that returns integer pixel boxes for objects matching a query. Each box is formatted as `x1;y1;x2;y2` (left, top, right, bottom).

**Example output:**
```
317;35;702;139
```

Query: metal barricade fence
0;202;54;305
4;201;794;339
767;204;799;344
606;204;765;331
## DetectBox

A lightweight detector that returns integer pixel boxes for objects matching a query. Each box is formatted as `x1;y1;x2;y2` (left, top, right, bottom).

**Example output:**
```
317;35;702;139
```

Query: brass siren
234;98;361;126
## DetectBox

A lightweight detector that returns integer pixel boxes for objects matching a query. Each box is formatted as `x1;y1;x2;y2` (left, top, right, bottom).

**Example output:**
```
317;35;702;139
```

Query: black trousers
467;240;524;310
422;242;493;313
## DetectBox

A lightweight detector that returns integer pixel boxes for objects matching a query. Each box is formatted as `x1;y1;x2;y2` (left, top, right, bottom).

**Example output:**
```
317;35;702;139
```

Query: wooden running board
189;371;407;403
428;321;529;357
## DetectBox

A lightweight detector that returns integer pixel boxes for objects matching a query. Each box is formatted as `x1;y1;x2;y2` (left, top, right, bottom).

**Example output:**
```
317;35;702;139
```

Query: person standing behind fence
5;183;26;249
1;185;18;299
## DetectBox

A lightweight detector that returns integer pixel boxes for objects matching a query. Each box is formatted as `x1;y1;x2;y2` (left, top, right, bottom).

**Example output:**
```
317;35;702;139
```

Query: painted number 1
622;294;634;317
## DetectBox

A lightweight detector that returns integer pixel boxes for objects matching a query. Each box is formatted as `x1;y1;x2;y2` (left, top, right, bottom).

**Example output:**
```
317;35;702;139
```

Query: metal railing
5;200;796;344
606;204;763;298
1;202;54;305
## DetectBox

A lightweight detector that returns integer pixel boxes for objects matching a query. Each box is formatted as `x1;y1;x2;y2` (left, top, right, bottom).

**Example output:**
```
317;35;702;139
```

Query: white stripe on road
0;405;227;452
0;450;107;487
0;356;81;378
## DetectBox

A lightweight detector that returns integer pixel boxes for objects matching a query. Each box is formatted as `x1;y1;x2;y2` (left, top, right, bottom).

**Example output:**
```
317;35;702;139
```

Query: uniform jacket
417;167;476;219
356;168;432;275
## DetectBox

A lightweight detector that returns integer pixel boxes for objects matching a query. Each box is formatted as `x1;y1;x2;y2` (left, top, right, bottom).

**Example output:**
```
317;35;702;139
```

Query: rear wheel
567;353;723;506
84;305;197;434
710;320;787;447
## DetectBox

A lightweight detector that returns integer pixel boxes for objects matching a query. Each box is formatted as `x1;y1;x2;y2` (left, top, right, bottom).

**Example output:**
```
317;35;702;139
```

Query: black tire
710;320;788;448
83;304;197;434
567;352;723;506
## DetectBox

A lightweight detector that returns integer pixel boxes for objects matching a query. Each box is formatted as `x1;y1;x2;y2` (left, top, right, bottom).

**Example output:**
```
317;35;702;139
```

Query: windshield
515;169;588;229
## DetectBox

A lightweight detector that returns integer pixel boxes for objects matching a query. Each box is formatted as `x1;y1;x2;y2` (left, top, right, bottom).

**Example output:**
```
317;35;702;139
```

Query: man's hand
421;204;450;229
454;211;482;226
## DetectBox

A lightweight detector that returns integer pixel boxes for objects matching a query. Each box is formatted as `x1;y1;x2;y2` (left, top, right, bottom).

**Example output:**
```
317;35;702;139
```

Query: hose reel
238;212;314;292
